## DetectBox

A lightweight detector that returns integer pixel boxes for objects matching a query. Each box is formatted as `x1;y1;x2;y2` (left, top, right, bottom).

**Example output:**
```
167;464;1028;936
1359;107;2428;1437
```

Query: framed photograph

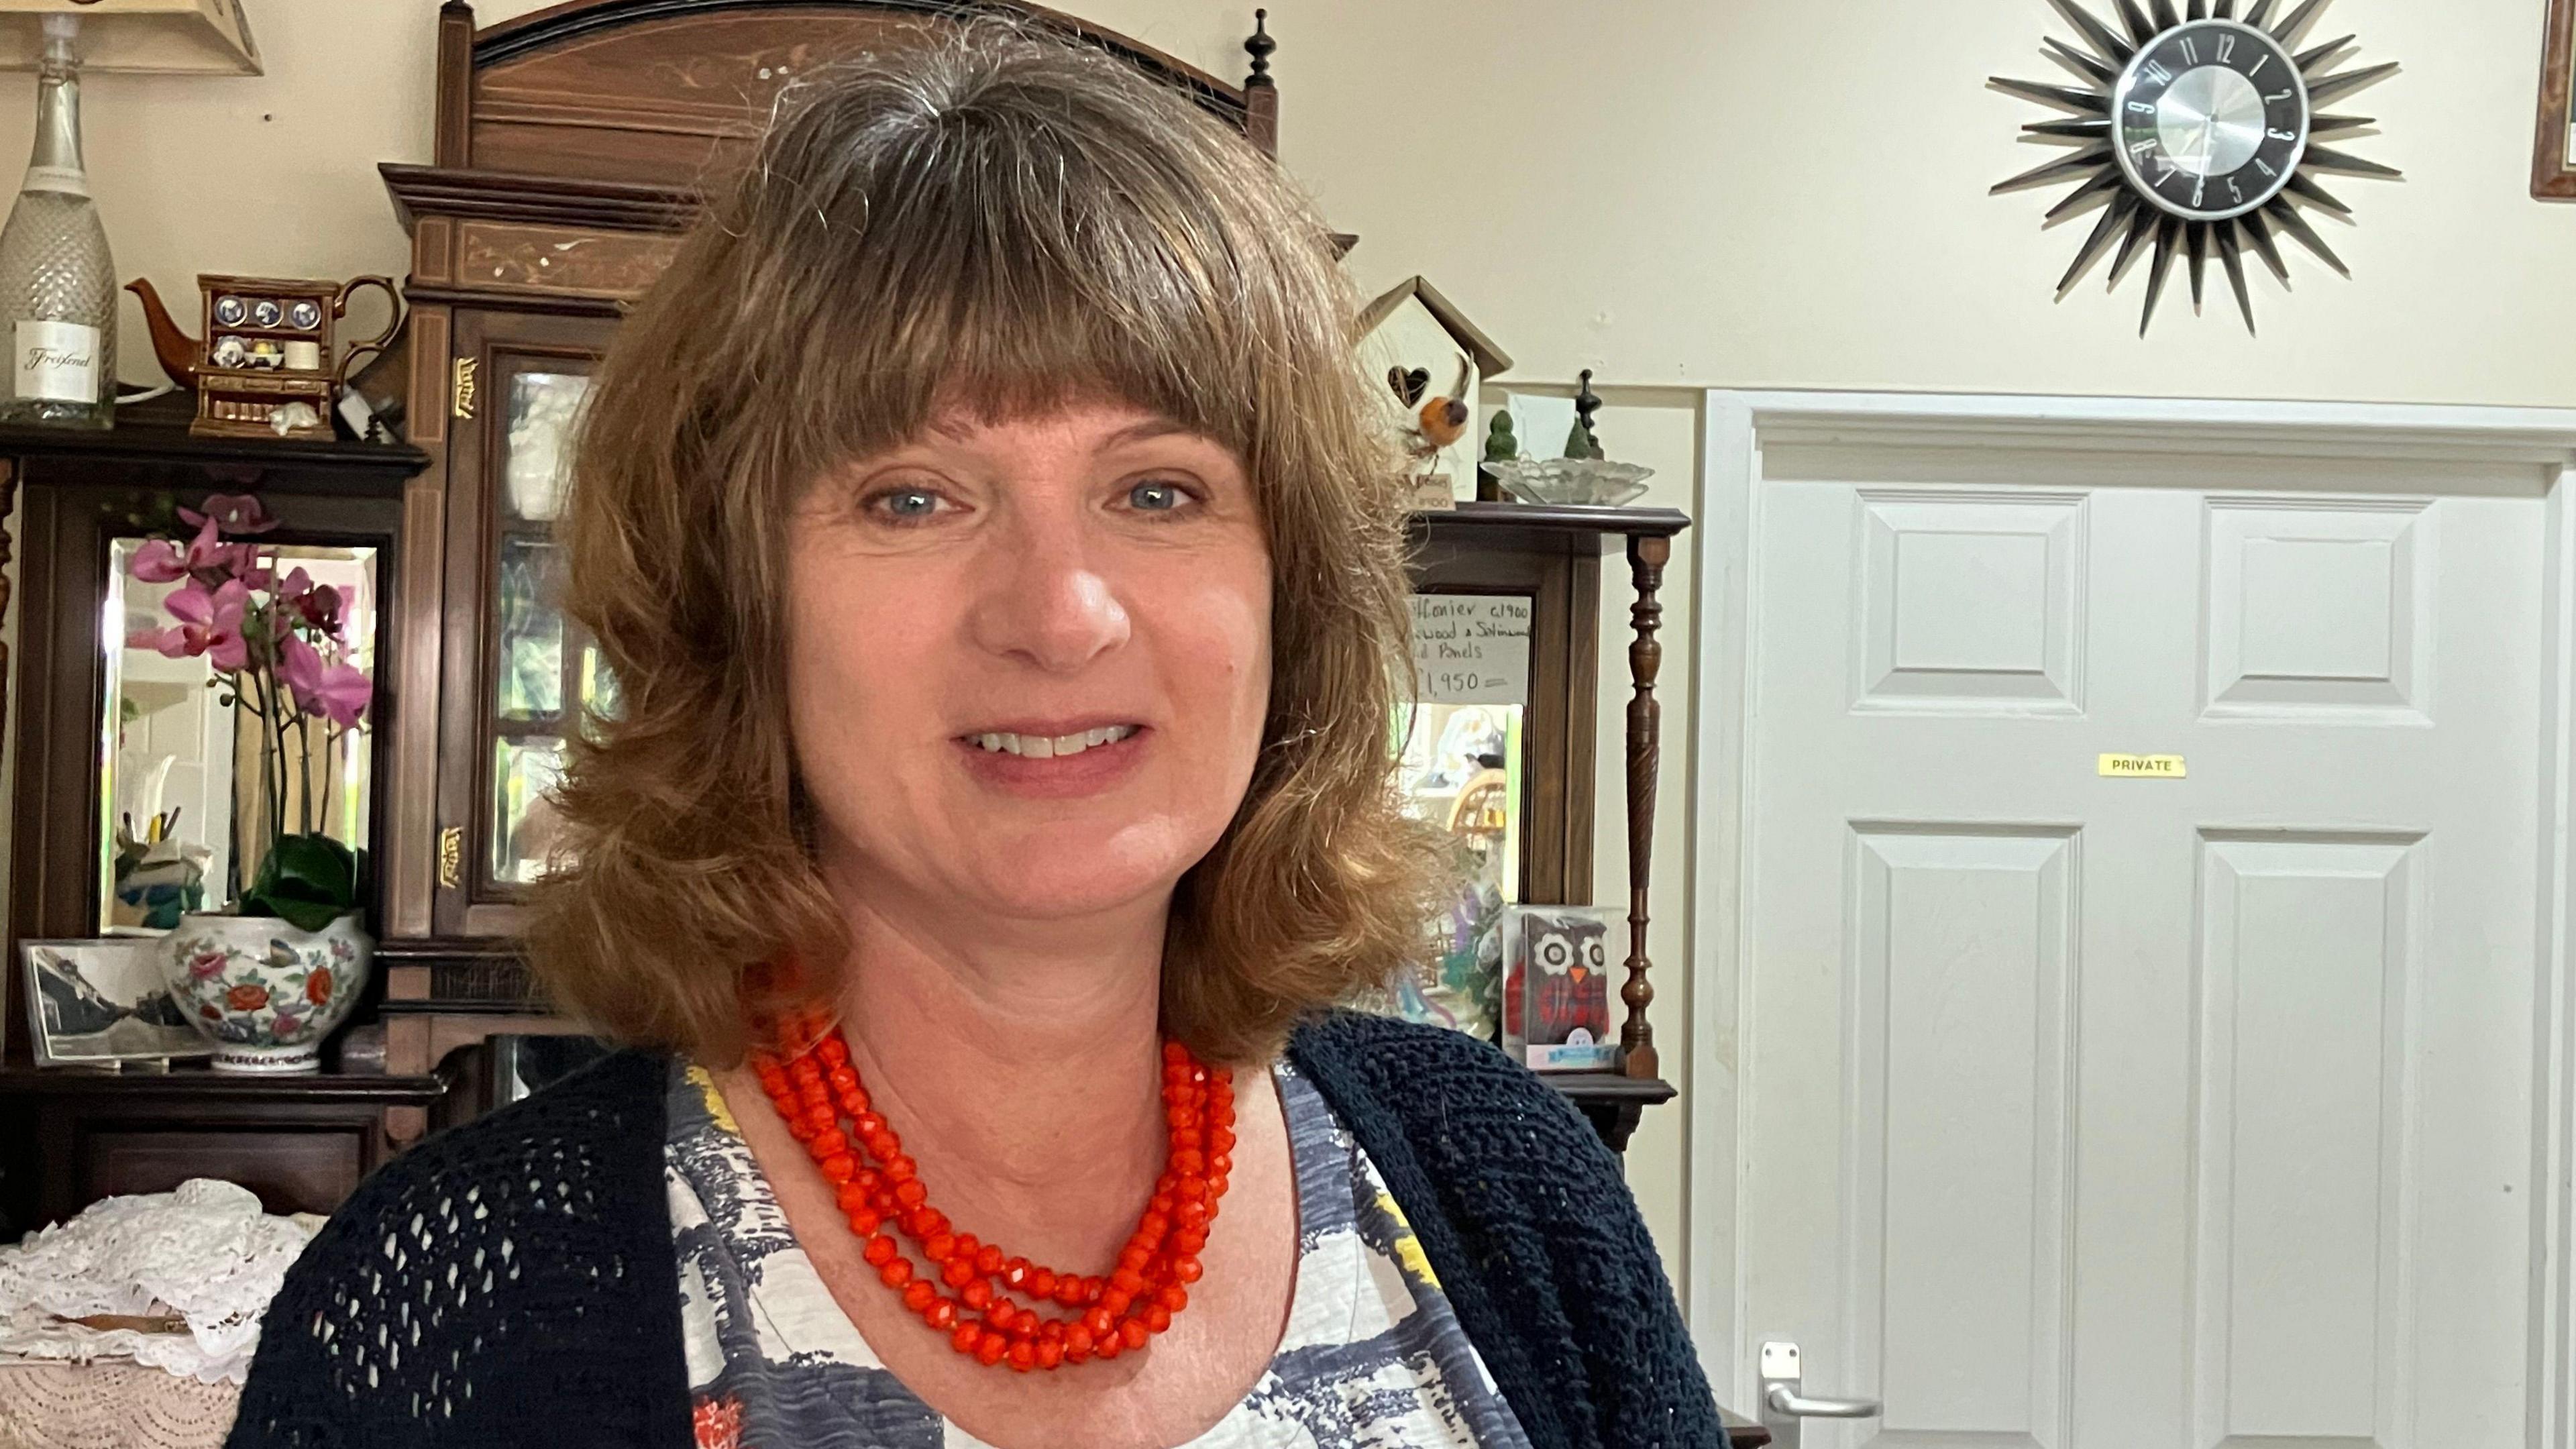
20;937;207;1066
2537;0;2576;197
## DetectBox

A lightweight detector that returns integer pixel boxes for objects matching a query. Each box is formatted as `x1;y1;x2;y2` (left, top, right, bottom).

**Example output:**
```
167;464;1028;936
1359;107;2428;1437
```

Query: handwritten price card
1409;594;1533;706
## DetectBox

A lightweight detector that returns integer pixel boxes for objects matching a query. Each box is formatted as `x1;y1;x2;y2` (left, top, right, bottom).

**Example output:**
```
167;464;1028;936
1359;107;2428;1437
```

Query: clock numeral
2193;176;2206;208
2179;36;2199;64
2265;91;2294;104
2129;100;2157;114
2254;158;2277;176
2142;60;2173;85
2249;53;2270;77
2227;178;2243;202
2216;34;2236;63
2267;127;2298;140
2154;156;2182;183
2130;138;2159;157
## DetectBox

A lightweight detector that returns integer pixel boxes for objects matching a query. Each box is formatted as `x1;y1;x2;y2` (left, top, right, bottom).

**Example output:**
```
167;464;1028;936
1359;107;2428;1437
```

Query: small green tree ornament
1483;410;1519;464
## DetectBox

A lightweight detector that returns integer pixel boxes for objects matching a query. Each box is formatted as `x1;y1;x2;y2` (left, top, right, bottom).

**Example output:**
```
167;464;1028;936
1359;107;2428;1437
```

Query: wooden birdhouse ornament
1356;276;1512;508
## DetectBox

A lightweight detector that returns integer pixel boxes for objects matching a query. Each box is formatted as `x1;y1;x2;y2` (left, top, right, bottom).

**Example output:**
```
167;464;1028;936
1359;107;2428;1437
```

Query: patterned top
663;1057;1532;1449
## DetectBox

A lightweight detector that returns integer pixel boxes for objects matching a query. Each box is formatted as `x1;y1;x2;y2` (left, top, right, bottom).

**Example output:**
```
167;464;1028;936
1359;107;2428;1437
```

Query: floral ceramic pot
160;912;372;1073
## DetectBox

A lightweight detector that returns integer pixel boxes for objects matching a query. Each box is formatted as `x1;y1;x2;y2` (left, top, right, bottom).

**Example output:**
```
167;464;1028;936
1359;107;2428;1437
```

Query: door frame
1682;389;2576;1440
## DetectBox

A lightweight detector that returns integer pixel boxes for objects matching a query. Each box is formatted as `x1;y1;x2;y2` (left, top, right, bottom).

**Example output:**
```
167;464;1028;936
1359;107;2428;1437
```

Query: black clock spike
2025;116;2114;138
2306;61;2400;106
2302;143;2402;179
2239;208;2292;283
1990;76;2112;113
2105;199;2162;286
2045;167;2127;220
2214;0;2235;15
2296;34;2355;72
2216;220;2258;335
2114;0;2157;47
2139;215;2183;336
2186;221;2209;314
2151;0;2182;31
2188;0;2207;19
2057;191;2140;295
2269;0;2328;47
2265;197;2349;276
2284;170;2352;213
2311;113;2376;138
2049;0;2136;62
2243;0;2275;25
2045;36;2117;84
1992;144;2115;193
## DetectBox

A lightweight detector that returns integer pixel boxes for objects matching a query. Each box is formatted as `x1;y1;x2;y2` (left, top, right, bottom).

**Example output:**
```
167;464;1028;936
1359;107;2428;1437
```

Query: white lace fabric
0;1179;318;1385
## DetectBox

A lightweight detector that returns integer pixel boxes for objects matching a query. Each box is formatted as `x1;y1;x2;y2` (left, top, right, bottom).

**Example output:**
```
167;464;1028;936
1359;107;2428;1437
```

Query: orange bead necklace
753;1018;1234;1373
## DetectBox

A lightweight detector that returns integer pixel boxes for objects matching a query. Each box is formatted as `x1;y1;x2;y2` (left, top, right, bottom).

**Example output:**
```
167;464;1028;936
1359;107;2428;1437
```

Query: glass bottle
0;15;114;429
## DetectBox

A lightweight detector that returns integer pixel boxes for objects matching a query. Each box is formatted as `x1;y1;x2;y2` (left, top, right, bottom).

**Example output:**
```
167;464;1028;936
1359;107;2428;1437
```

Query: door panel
1739;464;2540;1449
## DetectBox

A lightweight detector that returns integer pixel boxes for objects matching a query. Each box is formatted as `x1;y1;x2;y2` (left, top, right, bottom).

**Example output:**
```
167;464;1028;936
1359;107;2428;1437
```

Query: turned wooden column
0;460;15;773
1242;10;1277;158
1619;531;1668;1080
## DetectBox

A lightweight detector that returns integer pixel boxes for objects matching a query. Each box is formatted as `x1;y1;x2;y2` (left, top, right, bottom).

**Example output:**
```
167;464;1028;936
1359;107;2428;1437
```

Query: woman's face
787;401;1273;932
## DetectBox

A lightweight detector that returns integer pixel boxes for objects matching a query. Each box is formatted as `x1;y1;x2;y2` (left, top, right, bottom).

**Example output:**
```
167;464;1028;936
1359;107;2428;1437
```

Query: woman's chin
953;828;1208;924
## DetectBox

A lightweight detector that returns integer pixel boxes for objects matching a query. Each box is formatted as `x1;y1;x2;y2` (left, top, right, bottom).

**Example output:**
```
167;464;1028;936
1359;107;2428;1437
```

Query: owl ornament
1501;905;1617;1072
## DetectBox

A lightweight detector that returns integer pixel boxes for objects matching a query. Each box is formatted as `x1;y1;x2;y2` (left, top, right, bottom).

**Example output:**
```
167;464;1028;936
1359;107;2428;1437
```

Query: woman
227;24;1720;1449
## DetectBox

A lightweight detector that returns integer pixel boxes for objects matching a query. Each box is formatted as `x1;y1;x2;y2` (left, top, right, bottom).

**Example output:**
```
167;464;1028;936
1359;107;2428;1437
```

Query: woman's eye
1126;480;1191;514
865;486;947;523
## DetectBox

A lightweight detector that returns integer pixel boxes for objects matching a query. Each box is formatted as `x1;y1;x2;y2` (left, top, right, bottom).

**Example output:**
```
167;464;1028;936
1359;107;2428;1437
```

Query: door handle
1757;1340;1882;1448
1766;1384;1883;1418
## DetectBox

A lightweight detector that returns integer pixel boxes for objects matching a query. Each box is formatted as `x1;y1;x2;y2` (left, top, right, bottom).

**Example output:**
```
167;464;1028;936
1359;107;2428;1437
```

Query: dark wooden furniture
2540;0;2576;198
0;1066;449;1233
1413;504;1687;1149
0;0;1695;1238
0;388;432;1236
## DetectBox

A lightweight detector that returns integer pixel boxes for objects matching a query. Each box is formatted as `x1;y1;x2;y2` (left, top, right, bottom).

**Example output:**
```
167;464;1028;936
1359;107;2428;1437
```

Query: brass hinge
437;825;464;890
451;356;479;420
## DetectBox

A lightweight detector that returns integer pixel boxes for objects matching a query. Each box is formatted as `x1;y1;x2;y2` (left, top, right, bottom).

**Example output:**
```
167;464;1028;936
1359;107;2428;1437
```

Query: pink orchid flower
178;492;278;535
154;578;250;672
280;635;370;728
131;517;231;585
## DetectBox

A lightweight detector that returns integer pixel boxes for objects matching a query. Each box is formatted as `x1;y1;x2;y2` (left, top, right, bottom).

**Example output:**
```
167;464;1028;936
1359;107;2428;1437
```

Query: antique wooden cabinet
376;0;1687;1145
0;0;1690;1240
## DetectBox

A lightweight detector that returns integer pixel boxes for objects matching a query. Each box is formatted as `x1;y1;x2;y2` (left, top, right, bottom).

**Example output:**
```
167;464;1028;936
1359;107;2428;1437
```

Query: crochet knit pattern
224;1012;1724;1449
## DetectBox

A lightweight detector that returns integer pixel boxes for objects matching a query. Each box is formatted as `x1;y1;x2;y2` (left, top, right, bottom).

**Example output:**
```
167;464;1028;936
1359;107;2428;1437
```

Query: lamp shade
0;0;258;75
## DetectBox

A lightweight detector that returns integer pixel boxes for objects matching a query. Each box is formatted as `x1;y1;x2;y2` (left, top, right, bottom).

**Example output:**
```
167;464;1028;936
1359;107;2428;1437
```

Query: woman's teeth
969;724;1138;759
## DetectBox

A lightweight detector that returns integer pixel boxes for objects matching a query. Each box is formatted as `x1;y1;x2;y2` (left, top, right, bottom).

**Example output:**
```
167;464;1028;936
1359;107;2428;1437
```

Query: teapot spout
125;278;201;388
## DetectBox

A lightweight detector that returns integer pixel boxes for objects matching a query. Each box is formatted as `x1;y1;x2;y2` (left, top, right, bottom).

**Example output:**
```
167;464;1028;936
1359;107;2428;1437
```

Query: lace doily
0;1179;317;1385
0;1362;238;1448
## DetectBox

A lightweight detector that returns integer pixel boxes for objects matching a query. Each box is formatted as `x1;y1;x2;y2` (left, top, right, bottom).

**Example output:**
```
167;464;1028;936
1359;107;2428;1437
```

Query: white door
1713;398;2555;1449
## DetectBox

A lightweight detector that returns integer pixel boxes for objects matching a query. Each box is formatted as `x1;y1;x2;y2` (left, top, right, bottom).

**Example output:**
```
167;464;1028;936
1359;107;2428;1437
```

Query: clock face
2112;20;2309;221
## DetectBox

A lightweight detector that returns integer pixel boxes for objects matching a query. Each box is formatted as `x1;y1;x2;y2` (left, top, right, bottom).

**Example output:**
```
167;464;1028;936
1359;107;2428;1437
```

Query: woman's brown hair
523;19;1445;1067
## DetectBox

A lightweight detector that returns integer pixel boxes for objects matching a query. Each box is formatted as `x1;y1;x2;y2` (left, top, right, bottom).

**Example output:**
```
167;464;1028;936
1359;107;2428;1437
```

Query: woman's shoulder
225;1049;686;1448
329;1046;671;1236
1287;1010;1605;1149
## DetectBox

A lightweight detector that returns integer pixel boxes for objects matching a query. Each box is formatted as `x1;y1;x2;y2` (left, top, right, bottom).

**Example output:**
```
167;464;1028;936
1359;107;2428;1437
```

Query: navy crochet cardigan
224;1012;1725;1448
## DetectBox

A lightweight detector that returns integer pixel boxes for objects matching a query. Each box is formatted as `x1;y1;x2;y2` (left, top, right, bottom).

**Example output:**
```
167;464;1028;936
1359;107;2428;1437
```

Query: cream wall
5;0;2568;1328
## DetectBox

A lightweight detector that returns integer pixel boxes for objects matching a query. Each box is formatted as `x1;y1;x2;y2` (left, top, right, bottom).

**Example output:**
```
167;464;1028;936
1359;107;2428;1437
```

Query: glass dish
1487;457;1655;508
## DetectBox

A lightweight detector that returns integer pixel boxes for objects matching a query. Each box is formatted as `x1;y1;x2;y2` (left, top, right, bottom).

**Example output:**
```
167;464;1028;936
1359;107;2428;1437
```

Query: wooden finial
1244;9;1275;89
1572;368;1605;460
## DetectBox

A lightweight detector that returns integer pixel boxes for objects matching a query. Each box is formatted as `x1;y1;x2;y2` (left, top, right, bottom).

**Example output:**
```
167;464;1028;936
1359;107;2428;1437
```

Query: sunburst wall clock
1991;0;2399;335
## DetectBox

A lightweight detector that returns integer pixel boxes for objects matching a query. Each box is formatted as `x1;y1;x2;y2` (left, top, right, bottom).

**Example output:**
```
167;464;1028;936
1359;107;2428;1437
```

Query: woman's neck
817;884;1174;1269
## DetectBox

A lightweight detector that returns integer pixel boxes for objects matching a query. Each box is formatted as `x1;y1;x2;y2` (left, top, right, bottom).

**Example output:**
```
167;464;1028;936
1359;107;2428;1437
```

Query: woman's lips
953;724;1149;798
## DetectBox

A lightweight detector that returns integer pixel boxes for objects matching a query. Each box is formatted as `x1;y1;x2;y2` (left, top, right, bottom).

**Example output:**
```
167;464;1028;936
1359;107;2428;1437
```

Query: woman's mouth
964;724;1142;759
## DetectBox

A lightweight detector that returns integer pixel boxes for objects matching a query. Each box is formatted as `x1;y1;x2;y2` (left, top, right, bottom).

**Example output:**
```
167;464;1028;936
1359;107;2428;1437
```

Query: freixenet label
15;319;97;402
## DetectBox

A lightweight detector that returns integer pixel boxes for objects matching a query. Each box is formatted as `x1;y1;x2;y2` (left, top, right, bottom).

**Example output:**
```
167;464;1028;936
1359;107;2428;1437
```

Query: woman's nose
967;517;1131;672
